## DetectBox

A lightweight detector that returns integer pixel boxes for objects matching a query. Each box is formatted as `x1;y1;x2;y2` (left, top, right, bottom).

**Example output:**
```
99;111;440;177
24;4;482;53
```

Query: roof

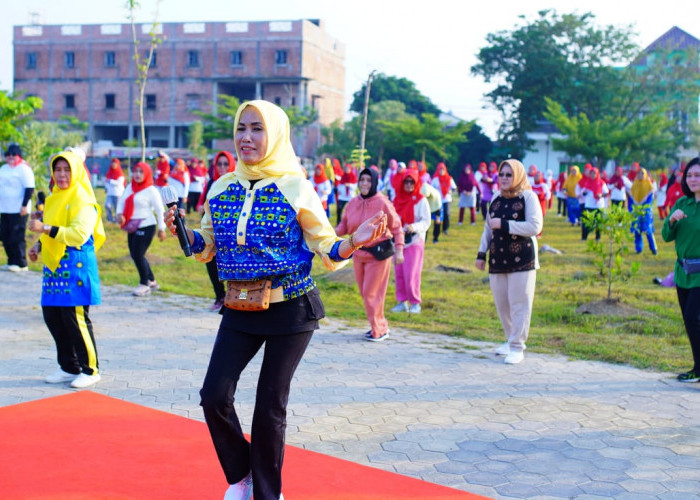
633;26;700;66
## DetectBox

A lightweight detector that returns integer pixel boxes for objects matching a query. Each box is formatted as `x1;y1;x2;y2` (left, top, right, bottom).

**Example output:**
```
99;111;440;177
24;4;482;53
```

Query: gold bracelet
348;233;362;251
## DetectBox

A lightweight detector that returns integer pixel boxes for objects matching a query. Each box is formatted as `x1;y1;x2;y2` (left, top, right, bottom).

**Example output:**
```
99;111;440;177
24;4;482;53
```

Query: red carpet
0;392;488;499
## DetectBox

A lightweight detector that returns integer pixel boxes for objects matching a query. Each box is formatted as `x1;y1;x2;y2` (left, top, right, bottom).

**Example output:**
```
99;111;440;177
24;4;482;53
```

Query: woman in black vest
475;159;543;364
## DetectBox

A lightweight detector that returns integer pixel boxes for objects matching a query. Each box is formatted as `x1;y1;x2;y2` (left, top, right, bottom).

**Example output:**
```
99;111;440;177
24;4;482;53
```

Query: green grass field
19;190;690;374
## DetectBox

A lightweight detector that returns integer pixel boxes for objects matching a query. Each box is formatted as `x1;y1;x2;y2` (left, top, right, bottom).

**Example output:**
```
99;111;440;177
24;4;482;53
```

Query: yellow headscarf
562;165;582;196
41;151;106;272
229;100;304;182
630;168;654;204
498;159;531;198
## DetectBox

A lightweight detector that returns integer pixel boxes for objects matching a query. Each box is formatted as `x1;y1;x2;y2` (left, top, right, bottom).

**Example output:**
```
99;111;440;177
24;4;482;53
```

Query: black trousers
557;197;568;216
200;328;313;500
677;286;700;371
441;201;451;233
581;208;601;241
43;305;99;375
480;199;490;219
187;191;201;214
0;212;28;267
127;224;156;285
431;209;441;243
206;256;225;301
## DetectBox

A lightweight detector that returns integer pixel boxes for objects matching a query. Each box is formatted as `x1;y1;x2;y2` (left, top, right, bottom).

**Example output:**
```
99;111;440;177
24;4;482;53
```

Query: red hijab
339;165;358;184
581;167;605;198
170;159;189;184
313;164;329;184
106;158;125;183
434;162;453;197
627;162;640;181
392;170;423;224
213;151;236;180
121;162;154;228
609;166;626;190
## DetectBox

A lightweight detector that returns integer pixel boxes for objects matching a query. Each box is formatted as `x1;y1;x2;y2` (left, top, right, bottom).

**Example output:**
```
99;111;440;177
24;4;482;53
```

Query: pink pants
353;252;392;335
394;242;424;305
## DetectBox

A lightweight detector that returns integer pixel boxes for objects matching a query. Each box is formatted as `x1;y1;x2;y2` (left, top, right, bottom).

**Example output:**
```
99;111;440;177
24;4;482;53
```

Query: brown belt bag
224;279;272;311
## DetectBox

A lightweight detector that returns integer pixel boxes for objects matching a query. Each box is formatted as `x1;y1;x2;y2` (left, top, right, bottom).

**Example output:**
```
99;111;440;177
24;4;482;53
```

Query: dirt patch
435;265;470;273
323;267;357;285
576;298;648;318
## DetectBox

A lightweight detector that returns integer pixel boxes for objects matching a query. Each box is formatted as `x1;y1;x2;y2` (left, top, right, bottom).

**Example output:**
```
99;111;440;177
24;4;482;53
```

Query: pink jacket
335;193;405;252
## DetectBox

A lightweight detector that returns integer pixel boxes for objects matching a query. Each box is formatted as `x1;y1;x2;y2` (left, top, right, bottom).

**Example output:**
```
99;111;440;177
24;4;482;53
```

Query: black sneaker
677;370;700;383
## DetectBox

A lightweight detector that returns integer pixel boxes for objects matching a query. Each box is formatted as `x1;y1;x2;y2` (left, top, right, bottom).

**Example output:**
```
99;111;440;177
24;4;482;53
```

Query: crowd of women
2;98;699;498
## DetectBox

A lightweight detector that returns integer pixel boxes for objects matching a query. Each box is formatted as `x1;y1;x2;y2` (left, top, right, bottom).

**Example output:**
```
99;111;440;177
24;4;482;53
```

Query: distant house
523;26;700;175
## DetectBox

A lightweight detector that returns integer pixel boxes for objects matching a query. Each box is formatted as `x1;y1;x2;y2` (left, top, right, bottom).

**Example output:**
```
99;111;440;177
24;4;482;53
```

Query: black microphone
160;186;192;257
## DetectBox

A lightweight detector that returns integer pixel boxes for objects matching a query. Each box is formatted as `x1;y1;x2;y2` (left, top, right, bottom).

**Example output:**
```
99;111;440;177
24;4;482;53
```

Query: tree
379;113;472;166
0;90;43;146
471;10;638;155
582;205;643;300
193;94;241;144
317;119;357;165
187;121;208;164
350;73;441;118
127;0;163;162
543;98;676;169
21;120;87;192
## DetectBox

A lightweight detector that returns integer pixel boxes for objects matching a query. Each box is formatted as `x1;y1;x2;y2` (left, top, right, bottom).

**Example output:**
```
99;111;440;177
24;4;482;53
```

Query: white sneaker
494;342;510;356
70;372;101;388
147;280;160;290
132;284;151;296
223;472;252;500
390;302;409;313
6;264;21;272
408;303;422;314
504;350;524;364
45;369;79;384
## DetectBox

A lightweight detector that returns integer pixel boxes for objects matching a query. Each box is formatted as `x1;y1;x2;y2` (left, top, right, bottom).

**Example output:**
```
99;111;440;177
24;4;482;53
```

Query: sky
1;0;697;139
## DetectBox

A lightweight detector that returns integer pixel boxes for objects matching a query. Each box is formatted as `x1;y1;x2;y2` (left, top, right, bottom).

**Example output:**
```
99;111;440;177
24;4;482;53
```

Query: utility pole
359;70;376;168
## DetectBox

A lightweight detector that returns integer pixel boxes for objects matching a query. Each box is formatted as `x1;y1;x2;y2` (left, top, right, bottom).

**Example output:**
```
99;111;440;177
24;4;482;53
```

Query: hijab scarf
106;158;125;183
358;167;379;199
230;100;303;182
121;162;154;229
313;164;329;185
609;166;626;190
340;165;358;185
434;162;453;197
562;166;582;195
392;170;423;224
497;159;530;198
170;158;189;184
41;151;106;272
213;151;236;181
457;164;476;192
582;168;605;198
630;168;654;204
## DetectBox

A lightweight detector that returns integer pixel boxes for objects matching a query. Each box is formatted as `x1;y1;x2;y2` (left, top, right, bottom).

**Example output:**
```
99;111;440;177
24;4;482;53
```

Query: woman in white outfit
475;159;543;364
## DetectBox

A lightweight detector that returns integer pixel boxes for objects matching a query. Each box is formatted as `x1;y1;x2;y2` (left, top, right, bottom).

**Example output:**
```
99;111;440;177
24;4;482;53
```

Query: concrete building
13;19;345;157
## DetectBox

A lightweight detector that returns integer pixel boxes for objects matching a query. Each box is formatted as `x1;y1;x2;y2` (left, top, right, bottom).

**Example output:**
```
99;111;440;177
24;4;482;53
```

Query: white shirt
432;177;457;203
105;175;126;198
608;177;631;202
403;197;431;248
0;161;35;213
117;185;166;230
169;176;189;199
576;183;609;209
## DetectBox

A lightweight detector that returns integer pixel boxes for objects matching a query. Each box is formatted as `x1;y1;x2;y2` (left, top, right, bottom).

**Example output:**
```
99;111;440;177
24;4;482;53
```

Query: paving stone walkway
1;270;699;499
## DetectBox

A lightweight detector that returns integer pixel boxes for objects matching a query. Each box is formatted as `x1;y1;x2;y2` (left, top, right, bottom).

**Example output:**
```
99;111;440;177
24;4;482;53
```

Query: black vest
488;194;536;274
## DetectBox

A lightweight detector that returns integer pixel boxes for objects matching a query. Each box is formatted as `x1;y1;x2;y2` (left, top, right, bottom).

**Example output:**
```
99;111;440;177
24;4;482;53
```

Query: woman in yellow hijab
164;100;388;500
562;165;583;225
629;167;658;254
27;150;105;389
